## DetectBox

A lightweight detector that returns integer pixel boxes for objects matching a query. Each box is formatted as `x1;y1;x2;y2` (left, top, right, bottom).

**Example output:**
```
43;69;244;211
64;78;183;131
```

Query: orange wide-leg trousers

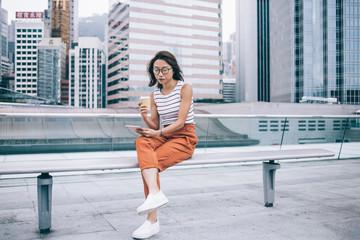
135;124;198;197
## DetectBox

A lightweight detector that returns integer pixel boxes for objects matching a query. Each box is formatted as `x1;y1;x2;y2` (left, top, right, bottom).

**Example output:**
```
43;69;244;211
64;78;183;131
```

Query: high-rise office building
69;37;105;108
107;0;223;108
8;21;16;74
37;38;66;102
47;0;78;52
235;0;270;103
1;8;7;59
0;1;2;83
268;0;293;103
270;0;360;105
1;8;11;76
47;0;78;83
14;12;44;97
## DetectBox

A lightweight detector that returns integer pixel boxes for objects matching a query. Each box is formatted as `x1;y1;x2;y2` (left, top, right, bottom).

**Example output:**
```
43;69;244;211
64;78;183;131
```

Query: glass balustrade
0;113;359;159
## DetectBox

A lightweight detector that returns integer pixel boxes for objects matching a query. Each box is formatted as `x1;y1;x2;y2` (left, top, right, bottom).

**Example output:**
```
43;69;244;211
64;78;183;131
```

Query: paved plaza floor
1;154;360;240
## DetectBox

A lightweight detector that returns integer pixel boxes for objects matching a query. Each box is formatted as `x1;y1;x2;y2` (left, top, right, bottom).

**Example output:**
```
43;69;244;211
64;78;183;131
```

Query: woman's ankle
148;189;160;195
147;217;157;224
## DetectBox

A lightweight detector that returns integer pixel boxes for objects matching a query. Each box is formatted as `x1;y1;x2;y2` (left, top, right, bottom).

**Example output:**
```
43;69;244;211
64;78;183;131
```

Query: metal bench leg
262;161;281;207
37;173;53;233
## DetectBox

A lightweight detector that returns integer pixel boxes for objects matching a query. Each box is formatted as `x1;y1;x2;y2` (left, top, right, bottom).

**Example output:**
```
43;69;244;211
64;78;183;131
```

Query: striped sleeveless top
154;81;195;126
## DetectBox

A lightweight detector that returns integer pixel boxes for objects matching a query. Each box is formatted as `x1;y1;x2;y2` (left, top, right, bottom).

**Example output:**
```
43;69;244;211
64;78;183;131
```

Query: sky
2;0;235;41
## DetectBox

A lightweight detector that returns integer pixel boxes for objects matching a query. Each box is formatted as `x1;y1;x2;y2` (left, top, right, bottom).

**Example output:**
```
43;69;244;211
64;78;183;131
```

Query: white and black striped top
154;81;195;126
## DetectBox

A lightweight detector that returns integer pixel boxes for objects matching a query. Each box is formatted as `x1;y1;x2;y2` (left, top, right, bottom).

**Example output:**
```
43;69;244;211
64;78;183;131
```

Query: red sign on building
16;12;44;19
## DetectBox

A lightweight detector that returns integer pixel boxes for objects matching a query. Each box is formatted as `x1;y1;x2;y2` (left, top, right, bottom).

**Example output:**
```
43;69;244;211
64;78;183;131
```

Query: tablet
126;125;144;134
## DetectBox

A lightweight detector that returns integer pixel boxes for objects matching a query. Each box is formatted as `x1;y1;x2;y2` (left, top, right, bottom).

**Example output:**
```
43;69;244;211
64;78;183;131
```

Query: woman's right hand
138;102;148;119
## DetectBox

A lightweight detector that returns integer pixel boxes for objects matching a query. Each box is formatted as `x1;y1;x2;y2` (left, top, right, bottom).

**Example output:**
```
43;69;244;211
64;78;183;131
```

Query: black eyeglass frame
153;67;172;75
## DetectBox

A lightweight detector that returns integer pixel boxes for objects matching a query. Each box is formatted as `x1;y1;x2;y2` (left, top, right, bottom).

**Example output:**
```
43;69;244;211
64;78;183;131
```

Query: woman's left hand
136;128;160;138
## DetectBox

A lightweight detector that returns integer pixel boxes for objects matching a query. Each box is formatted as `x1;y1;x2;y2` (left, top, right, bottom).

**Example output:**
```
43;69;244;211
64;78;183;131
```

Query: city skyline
2;0;236;42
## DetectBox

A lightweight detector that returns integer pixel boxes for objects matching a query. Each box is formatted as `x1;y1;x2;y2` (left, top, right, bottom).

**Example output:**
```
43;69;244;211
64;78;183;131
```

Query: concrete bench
0;148;334;233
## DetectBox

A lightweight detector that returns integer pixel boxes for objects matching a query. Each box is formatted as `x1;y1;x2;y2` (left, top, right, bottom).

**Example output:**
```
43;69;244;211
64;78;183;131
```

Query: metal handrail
1;113;360;118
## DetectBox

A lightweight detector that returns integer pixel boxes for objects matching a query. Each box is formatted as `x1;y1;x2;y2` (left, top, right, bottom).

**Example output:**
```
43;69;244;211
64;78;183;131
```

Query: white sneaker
132;220;160;239
136;191;169;216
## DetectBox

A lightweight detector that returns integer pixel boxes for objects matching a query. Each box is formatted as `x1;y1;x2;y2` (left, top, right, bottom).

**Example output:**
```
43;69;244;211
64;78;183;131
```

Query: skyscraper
1;8;11;76
0;0;2;84
107;0;223;108
47;0;78;104
37;38;66;102
47;0;78;53
69;37;105;108
270;0;360;104
235;0;270;103
14;12;44;97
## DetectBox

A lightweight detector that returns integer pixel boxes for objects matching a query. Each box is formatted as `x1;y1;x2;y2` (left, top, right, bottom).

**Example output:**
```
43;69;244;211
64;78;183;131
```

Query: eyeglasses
153;67;172;75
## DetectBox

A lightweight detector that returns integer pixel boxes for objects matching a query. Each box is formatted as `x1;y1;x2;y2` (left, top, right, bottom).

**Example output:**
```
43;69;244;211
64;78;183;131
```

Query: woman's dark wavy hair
147;51;184;89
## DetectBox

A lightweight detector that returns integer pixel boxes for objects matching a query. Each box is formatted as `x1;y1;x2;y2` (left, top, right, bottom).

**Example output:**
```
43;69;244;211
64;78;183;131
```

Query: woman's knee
135;136;149;148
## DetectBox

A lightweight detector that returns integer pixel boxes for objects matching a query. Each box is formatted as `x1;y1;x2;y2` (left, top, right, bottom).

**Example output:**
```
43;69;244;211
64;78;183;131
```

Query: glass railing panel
208;117;261;147
194;117;211;148
110;116;143;151
199;115;359;160
0;113;359;159
279;117;344;145
338;117;360;159
204;116;284;150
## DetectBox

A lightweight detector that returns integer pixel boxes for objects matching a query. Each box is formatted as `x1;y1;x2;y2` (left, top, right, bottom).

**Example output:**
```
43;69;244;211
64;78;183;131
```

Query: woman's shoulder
180;82;193;96
181;82;192;90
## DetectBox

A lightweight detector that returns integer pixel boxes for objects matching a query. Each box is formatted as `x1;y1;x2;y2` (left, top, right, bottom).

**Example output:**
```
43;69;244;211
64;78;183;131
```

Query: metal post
338;118;349;159
280;118;288;150
37;173;53;233
262;161;281;207
204;117;211;151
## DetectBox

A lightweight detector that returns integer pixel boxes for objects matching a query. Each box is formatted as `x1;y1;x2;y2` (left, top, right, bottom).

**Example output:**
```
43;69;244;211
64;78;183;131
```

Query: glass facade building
235;0;270;102
37;38;66;102
270;0;360;105
1;8;7;59
69;37;105;108
1;8;11;77
107;0;223;108
341;0;360;104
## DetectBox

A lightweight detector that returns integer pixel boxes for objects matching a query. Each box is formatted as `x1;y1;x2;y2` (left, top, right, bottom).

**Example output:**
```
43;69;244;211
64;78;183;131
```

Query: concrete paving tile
92;179;143;196
156;211;338;240
43;214;114;239
89;198;139;215
38;230;124;240
51;202;98;217
322;198;360;215
101;211;145;232
0;220;41;240
0;178;29;187
0;208;37;224
321;216;360;240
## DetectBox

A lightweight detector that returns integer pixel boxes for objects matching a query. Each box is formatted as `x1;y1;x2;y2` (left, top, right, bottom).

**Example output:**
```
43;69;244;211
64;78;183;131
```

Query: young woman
132;51;198;239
